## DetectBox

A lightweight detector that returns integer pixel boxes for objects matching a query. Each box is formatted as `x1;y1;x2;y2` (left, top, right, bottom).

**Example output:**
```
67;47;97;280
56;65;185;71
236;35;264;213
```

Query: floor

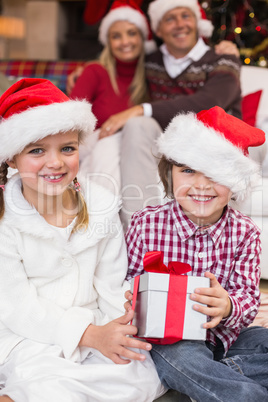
260;279;268;292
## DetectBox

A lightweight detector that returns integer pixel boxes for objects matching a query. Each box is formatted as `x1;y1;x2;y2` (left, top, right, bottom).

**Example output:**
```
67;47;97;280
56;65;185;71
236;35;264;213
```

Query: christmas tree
201;0;268;67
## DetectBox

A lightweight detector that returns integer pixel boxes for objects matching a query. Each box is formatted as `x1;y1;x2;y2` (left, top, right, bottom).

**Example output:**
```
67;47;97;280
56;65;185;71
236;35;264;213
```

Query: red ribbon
132;251;192;344
143;250;191;275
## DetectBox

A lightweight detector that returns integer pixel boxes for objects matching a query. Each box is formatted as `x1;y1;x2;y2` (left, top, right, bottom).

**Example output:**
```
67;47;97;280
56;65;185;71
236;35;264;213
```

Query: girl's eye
62;146;75;152
29;148;43;154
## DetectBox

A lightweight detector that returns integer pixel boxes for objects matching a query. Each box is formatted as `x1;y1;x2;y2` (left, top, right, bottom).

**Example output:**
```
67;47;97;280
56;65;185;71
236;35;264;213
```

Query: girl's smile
7;130;80;212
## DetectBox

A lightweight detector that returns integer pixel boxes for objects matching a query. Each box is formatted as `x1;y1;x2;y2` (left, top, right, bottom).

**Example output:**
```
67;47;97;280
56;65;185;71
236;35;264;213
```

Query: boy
126;106;268;401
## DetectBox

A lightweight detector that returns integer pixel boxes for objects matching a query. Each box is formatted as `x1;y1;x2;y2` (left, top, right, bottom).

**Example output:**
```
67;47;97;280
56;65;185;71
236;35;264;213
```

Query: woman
70;0;155;193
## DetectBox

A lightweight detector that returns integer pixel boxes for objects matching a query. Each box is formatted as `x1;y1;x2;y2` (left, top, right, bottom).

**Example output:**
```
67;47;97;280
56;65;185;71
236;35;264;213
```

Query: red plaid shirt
126;201;261;353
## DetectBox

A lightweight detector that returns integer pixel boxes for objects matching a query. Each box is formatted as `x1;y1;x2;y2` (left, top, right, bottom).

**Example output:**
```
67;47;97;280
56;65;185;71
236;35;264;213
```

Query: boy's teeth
192;196;213;201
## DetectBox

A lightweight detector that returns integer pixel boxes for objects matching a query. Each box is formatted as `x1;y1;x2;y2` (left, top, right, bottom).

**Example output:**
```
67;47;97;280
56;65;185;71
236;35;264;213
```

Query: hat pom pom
198;20;214;38
144;39;157;54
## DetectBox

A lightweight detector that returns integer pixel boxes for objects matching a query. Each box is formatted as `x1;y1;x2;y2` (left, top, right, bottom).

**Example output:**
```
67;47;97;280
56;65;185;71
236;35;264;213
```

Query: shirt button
198;252;204;259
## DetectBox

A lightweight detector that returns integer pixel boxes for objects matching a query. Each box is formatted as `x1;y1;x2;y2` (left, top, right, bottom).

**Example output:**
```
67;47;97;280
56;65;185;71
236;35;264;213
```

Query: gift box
131;251;210;344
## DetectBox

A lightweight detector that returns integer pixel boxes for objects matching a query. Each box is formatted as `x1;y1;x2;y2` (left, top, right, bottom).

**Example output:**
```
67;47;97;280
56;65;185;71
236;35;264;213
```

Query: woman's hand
79;310;152;364
99;105;144;140
214;41;240;58
190;271;232;329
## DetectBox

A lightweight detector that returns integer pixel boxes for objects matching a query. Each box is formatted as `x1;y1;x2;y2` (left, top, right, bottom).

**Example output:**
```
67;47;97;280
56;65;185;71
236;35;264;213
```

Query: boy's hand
79;310;152;364
190;272;232;329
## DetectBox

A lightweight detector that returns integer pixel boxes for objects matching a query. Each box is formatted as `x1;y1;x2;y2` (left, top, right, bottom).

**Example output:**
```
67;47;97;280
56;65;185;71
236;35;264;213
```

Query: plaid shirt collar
171;201;229;248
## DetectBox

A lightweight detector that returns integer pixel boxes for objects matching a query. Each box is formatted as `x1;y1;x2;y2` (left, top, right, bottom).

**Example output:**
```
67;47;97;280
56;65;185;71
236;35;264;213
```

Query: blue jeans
151;326;268;402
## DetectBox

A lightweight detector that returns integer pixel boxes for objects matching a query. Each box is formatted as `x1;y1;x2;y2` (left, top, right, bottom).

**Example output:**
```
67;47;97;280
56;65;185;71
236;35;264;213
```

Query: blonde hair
69;179;89;234
99;43;149;105
0;162;8;220
0;167;89;233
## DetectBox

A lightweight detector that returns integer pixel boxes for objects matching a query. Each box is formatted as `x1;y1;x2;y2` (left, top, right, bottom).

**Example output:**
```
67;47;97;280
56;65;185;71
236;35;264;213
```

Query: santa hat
157;106;266;201
148;0;214;38
99;0;156;54
0;78;97;164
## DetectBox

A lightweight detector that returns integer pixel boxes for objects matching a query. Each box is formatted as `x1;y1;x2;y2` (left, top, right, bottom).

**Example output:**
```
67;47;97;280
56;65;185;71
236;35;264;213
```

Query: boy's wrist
224;296;232;318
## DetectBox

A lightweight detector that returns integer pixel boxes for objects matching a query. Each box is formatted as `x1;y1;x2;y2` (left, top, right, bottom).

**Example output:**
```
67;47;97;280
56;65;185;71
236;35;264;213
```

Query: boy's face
172;165;232;226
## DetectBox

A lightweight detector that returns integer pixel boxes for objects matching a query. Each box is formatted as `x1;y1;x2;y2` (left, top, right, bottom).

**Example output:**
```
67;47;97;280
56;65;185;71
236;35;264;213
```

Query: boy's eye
29;148;43;154
182;168;195;174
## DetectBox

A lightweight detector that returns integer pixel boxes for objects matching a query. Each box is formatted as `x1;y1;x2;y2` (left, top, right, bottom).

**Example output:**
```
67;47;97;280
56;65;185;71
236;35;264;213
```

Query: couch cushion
242;90;262;127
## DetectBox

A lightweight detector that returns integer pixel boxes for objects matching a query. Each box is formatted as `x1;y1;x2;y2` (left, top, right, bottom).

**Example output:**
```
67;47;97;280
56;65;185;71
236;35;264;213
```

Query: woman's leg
0;397;13;401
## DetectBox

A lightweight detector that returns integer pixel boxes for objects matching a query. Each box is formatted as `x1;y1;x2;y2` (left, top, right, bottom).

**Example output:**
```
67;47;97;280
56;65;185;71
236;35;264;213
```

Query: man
98;0;241;230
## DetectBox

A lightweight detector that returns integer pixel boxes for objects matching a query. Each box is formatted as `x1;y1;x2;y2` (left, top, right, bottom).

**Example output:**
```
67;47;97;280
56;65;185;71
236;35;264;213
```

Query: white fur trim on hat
99;6;149;45
148;0;213;38
157;113;261;201
0;99;96;163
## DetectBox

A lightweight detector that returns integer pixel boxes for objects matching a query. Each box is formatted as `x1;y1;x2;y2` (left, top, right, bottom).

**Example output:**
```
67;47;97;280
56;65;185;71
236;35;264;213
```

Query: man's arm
150;55;241;129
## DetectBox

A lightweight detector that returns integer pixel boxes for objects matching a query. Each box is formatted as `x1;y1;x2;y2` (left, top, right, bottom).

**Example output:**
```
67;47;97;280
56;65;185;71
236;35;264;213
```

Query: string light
234;27;242;34
208;0;268;67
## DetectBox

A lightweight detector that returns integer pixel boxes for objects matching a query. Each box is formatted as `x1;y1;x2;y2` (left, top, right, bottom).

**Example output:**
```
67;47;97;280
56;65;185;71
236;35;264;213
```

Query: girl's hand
79;310;152;364
190;271;232;329
99;105;144;139
124;290;133;313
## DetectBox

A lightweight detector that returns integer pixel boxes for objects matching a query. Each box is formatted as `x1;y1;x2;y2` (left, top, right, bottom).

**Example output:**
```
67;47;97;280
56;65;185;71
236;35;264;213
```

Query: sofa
0;60;267;278
238;65;268;279
0;59;85;95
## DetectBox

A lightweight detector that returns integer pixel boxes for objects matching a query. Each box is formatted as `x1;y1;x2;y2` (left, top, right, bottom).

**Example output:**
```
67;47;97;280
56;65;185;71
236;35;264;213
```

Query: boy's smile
172;165;232;226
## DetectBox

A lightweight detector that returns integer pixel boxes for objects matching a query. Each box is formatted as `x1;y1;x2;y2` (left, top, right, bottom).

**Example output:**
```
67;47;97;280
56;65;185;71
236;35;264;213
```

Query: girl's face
172;164;232;226
108;20;143;62
7;130;79;204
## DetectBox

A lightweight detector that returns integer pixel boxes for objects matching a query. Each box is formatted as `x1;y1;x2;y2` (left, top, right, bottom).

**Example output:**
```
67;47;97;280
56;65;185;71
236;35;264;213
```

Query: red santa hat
0;78;96;164
157;106;266;201
99;0;156;54
148;0;214;38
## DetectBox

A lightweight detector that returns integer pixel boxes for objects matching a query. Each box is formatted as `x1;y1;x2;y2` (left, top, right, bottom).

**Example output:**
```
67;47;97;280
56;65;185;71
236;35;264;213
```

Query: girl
0;78;163;402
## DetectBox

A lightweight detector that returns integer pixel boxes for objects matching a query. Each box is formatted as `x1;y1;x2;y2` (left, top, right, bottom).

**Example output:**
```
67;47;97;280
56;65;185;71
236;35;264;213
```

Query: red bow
143;251;192;275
